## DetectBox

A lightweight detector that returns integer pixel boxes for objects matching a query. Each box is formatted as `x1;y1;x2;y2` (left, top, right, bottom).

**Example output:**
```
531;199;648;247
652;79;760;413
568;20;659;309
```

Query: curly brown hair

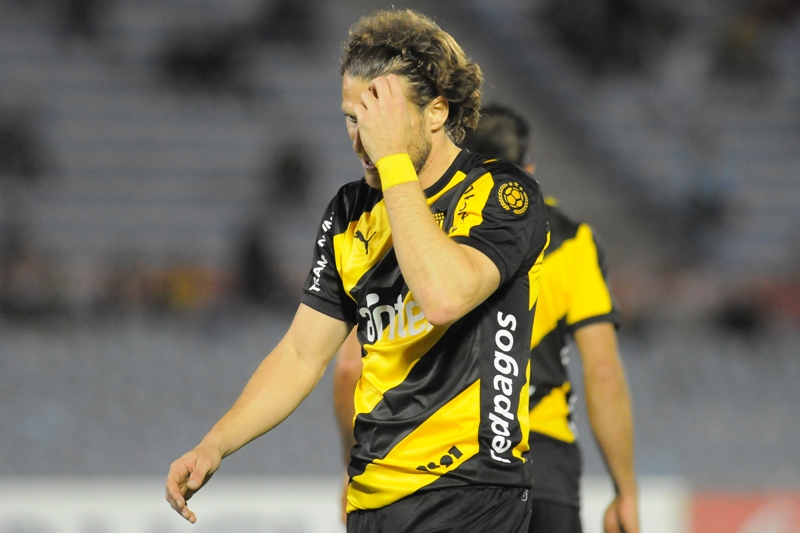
340;9;483;143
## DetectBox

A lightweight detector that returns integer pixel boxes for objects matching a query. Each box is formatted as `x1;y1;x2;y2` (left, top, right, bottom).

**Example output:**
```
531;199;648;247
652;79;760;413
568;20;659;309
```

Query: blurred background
0;0;798;531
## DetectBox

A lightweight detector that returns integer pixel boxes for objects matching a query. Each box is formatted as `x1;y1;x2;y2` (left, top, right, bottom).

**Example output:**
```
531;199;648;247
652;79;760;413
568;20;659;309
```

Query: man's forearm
200;339;326;458
199;305;349;459
576;324;638;497
587;379;637;496
378;157;499;326
384;182;480;320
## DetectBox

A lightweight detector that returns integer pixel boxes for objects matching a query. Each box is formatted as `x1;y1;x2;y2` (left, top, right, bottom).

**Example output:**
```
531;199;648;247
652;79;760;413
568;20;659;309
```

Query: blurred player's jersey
301;150;549;512
527;199;620;507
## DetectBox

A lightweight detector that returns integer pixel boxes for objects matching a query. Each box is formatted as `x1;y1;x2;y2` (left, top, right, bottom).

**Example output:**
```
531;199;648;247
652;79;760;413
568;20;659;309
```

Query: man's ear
427;96;449;132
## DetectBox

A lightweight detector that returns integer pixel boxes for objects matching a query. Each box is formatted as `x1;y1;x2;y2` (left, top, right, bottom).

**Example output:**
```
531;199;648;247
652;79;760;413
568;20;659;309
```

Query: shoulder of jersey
468;157;537;189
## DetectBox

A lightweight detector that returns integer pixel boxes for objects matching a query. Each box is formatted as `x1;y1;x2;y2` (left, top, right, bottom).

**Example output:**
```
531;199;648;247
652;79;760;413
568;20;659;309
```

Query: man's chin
364;170;381;189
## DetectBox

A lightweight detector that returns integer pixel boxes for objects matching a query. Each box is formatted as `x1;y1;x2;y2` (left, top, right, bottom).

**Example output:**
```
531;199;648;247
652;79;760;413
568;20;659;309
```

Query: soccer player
166;10;549;533
334;104;640;533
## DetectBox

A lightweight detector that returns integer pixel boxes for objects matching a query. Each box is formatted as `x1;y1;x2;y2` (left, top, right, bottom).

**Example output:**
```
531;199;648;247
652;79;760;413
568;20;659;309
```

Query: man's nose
352;127;364;154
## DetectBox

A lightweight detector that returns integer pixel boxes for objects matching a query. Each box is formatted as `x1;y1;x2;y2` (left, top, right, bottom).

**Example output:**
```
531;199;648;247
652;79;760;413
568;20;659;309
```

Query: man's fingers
359;80;380;111
359;75;407;122
165;487;182;512
165;464;190;509
166;480;195;522
604;502;621;533
181;505;197;524
188;454;215;490
368;76;391;99
166;481;198;523
384;74;405;98
165;449;221;524
367;75;405;107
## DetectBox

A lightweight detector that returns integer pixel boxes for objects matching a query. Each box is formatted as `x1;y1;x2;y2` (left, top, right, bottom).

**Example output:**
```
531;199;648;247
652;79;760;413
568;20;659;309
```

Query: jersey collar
423;149;474;199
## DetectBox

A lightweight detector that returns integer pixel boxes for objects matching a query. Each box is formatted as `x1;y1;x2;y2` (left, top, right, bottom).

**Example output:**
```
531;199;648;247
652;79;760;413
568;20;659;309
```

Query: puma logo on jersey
354;230;376;253
433;210;446;229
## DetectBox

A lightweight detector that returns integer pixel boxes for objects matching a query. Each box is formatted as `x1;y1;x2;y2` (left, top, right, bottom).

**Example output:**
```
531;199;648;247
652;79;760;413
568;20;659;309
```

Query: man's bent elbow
421;300;469;327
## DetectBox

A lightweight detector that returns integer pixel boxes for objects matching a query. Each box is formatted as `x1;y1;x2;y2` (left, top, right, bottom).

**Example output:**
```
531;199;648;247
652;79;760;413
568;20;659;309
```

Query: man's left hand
604;494;640;533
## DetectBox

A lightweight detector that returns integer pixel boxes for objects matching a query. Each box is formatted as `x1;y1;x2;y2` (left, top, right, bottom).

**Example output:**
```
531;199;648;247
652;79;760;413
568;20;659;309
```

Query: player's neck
417;138;461;190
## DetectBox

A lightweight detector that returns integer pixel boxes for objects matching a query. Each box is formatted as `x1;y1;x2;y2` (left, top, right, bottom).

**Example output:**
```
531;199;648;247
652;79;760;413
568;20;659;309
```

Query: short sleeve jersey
527;199;621;507
301;150;550;512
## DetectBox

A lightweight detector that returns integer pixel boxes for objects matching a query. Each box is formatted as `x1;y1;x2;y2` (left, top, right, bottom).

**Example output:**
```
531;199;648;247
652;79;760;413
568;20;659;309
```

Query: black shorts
528;499;582;533
528;432;582;507
347;486;532;533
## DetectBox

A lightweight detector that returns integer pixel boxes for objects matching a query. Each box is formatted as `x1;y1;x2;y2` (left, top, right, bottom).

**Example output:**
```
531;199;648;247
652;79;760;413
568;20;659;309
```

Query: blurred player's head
461;104;531;168
339;9;483;187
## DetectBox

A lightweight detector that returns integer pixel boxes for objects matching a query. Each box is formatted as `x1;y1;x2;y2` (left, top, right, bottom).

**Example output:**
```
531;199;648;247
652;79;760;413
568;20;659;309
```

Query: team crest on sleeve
498;182;529;215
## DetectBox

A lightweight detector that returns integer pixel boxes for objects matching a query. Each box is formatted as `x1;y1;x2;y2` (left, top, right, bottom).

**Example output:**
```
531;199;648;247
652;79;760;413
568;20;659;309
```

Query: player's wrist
375;153;418;190
197;430;230;459
614;480;639;499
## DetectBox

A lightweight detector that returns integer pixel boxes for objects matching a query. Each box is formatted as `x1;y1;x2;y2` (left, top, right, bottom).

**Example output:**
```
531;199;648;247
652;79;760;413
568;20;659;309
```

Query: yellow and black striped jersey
527;199;620;507
301;150;549;512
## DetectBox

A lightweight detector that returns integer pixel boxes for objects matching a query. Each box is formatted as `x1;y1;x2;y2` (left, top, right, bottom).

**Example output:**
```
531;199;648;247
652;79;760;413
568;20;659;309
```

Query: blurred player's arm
333;328;361;465
574;322;639;533
165;303;351;524
332;328;362;522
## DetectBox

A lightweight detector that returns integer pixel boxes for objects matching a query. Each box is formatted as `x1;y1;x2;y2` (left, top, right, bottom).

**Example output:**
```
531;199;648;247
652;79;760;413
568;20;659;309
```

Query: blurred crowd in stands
611;264;800;338
3;123;799;333
0;230;236;318
159;0;321;94
1;0;799;337
0;136;308;319
546;0;800;79
4;231;800;340
0;229;308;319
